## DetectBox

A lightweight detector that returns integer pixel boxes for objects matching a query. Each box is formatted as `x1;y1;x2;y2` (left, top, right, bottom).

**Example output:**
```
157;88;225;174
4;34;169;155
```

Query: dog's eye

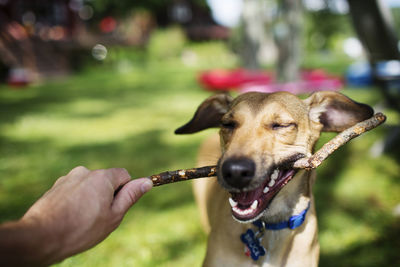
271;123;297;130
221;121;237;130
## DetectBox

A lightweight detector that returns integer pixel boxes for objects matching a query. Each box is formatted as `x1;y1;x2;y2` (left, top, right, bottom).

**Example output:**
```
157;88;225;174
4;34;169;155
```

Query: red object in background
99;16;117;33
301;69;333;82
198;68;343;94
7;68;30;88
198;69;273;91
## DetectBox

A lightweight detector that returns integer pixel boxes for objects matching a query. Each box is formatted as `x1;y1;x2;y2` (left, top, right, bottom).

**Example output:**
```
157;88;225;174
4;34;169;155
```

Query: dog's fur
176;91;373;266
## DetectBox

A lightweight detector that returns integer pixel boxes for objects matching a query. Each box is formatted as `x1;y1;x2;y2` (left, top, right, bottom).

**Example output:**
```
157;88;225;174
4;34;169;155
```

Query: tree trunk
274;0;303;82
240;0;277;70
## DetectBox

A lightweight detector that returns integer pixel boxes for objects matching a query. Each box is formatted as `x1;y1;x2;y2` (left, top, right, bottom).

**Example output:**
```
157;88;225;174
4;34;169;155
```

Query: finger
107;168;132;191
90;168;132;191
112;178;153;215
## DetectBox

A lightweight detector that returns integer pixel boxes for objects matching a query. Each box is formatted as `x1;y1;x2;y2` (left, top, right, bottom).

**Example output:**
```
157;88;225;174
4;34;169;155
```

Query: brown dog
175;91;373;266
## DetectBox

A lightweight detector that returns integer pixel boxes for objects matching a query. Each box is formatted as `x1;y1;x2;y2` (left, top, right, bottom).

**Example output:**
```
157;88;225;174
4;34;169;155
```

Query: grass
1;33;399;266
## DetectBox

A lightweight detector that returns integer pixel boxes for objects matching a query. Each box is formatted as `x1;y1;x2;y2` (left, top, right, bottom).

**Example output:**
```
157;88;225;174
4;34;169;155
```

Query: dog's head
176;91;373;222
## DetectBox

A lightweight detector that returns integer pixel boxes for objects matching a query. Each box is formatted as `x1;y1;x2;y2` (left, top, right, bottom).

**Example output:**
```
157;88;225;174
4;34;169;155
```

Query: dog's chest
239;224;295;265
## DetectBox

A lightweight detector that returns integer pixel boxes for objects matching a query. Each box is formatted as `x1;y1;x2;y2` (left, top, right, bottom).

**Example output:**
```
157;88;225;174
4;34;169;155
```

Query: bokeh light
79;5;94;21
91;44;108;60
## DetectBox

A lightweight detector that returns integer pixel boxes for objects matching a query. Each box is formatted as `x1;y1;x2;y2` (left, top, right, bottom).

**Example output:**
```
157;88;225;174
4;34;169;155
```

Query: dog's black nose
221;157;255;188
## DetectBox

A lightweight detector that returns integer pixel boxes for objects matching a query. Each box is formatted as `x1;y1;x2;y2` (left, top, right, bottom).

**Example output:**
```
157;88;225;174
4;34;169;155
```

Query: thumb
112;178;153;215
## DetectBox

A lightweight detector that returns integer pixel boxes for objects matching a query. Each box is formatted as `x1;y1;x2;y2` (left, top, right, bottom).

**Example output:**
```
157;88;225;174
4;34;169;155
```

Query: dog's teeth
233;206;246;216
232;206;240;214
232;200;258;216
263;186;269;193
271;169;279;180
229;197;238;208
251;200;258;210
268;179;276;187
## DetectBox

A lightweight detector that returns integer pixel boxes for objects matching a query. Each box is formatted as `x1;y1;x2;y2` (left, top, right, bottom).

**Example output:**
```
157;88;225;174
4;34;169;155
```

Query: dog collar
254;202;311;230
240;202;311;261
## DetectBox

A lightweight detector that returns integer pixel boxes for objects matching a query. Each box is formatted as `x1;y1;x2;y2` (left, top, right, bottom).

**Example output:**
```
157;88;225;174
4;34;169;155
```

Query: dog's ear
303;91;374;132
175;93;233;134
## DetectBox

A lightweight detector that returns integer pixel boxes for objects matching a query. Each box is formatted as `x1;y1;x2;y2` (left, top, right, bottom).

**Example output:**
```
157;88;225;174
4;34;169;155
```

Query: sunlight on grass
1;71;210;148
320;210;378;253
2;107;179;147
58;200;207;267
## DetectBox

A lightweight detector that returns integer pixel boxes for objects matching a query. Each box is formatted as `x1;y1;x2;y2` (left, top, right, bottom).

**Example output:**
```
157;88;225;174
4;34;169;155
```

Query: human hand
19;166;153;265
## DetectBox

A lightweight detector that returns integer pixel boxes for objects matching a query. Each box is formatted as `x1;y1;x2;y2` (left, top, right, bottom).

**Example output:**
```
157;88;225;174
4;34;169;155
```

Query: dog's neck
241;170;318;266
258;204;317;267
258;170;313;224
255;201;310;231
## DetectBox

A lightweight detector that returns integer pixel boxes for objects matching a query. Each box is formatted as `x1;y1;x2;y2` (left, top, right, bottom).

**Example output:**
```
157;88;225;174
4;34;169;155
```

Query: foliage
390;7;400;38
89;0;209;23
0;35;399;266
147;27;187;59
304;10;353;52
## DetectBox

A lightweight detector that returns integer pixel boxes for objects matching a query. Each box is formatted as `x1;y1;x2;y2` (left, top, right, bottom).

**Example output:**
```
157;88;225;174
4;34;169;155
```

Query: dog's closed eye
270;123;297;130
221;120;237;130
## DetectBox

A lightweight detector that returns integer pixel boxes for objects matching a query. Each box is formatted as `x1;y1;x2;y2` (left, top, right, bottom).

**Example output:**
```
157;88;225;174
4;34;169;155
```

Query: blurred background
0;0;399;266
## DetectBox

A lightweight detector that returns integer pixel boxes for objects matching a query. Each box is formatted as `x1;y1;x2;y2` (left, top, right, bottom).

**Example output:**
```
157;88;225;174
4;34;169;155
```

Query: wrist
0;217;61;266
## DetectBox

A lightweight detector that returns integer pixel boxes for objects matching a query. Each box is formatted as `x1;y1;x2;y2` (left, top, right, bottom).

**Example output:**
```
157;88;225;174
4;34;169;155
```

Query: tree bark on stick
292;112;386;169
150;166;217;187
149;113;386;186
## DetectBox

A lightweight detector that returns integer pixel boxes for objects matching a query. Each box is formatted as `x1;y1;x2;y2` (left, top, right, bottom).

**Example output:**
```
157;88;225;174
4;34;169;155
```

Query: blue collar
253;202;311;230
240;202;311;261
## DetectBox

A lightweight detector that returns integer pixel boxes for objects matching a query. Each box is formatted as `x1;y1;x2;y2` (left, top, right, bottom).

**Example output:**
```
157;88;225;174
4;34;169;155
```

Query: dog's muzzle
221;157;256;189
219;155;302;222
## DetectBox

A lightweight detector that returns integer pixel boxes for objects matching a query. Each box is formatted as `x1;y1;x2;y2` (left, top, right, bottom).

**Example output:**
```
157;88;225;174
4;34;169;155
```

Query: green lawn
0;34;399;266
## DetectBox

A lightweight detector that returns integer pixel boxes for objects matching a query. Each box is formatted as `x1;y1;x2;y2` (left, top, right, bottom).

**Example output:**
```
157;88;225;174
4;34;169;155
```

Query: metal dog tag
240;229;266;261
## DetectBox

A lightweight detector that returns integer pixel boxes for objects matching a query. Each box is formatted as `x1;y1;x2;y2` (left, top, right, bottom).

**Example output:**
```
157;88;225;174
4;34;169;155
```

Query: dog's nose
221;157;255;188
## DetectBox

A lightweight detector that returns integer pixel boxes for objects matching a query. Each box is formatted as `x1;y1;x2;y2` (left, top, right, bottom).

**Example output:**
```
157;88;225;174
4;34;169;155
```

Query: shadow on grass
152;230;205;265
384;127;400;167
0;137;71;222
319;222;400;267
314;142;349;221
64;129;200;211
313;133;350;227
0;129;200;223
0;62;198;127
314;133;400;267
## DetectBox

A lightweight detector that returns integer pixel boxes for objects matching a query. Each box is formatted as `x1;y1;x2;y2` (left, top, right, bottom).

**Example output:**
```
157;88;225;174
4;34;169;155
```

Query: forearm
0;218;60;266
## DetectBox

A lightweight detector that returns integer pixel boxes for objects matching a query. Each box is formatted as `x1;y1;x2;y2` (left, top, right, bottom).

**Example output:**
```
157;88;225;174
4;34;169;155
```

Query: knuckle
119;167;129;175
53;175;66;187
75;166;88;171
69;166;89;175
112;168;131;179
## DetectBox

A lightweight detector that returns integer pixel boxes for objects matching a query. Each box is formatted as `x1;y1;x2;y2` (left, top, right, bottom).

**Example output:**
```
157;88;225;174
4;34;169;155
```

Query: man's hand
0;167;153;266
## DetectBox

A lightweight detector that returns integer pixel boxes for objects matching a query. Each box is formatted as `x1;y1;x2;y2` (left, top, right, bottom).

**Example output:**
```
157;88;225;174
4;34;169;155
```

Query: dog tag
240;229;266;261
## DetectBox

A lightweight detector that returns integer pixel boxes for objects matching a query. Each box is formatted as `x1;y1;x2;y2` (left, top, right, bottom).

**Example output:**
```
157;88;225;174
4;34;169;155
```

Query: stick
150;166;217;186
293;112;386;169
149;113;386;186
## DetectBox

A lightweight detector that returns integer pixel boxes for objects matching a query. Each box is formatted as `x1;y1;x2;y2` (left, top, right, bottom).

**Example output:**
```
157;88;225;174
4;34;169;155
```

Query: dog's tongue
231;185;264;206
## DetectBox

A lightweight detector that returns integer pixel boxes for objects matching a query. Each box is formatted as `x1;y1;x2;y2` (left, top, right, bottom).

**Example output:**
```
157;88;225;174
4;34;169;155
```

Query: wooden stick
150;166;217;186
293;112;386;169
149;113;386;186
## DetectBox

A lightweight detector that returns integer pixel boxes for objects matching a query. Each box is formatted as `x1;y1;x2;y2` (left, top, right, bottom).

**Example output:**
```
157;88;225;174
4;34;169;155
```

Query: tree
273;0;303;82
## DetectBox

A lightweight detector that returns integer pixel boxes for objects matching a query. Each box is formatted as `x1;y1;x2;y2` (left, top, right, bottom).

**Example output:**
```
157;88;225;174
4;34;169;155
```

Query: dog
175;91;373;266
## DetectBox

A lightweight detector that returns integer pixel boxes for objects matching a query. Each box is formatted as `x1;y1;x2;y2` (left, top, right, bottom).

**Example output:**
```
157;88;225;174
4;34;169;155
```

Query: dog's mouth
229;168;298;222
